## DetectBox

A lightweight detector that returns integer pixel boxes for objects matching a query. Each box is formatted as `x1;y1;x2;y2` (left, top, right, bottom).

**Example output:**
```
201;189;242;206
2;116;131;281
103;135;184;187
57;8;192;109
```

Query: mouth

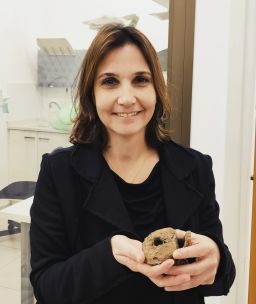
113;111;142;118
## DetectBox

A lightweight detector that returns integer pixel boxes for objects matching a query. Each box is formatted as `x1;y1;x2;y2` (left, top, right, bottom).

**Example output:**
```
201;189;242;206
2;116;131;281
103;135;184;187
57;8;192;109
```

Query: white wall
0;0;168;188
0;0;168;90
191;2;231;302
191;0;256;304
0;0;41;188
32;0;168;51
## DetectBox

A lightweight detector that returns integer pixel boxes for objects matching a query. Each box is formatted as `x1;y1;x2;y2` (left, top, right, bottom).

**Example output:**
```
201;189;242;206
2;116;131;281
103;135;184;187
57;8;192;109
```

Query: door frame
167;0;196;146
236;0;256;302
248;140;256;303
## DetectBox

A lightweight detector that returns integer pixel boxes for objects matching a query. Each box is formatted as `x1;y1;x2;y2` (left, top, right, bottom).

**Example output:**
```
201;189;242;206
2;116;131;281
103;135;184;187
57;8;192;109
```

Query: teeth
116;111;139;118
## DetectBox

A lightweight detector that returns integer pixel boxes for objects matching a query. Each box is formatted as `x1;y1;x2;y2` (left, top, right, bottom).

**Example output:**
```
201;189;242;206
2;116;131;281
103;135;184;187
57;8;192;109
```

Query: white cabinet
8;129;70;182
36;132;70;173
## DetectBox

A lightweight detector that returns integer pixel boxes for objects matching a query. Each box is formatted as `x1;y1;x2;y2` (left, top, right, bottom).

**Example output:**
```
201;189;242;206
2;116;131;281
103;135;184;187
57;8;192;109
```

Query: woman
30;24;235;304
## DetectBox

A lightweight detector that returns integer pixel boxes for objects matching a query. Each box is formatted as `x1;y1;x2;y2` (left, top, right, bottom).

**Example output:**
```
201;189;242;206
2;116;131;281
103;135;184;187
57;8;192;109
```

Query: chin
113;129;146;138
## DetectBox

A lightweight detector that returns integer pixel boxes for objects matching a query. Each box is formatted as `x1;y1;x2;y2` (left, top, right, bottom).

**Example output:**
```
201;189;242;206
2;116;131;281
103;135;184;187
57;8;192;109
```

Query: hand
111;235;191;287
163;229;220;291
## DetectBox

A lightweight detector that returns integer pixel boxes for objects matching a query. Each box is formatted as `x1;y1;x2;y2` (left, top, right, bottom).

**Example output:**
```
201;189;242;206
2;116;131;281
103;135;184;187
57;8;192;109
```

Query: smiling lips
114;111;141;118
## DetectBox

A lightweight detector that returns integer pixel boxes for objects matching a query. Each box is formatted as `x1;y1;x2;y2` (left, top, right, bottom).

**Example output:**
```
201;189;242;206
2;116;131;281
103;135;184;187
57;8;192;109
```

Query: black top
111;161;167;240
110;161;173;303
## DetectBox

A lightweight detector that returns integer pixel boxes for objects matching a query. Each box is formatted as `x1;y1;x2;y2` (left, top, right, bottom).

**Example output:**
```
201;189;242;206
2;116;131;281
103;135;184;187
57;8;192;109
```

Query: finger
175;229;186;239
130;240;145;262
152;273;190;288
131;240;145;262
165;273;207;291
139;259;175;278
201;272;216;285
173;243;208;260
167;258;209;276
115;254;140;272
175;229;198;240
119;256;175;276
115;238;144;262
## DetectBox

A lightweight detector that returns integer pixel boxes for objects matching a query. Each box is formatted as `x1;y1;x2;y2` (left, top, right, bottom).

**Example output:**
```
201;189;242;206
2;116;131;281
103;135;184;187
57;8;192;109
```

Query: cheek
151;92;157;111
140;88;156;104
144;95;157;113
94;92;110;114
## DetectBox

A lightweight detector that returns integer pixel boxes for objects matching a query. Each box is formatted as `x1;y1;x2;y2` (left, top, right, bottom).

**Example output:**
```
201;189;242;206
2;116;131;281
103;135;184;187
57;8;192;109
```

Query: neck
103;132;159;183
104;133;150;162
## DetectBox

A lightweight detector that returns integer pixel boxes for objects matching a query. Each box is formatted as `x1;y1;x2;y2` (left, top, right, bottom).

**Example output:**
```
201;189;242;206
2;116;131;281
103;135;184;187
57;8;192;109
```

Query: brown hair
70;23;171;149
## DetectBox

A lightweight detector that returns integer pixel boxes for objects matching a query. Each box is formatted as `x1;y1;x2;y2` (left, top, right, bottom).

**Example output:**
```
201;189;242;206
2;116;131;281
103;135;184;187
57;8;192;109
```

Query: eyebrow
96;71;152;80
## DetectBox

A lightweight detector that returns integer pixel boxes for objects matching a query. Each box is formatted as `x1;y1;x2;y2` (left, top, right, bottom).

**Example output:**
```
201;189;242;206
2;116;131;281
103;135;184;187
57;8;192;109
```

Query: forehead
96;43;150;74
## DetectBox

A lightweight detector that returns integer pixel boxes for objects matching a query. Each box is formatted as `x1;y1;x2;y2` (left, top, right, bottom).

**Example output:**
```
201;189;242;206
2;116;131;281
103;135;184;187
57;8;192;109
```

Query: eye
101;77;118;86
133;75;151;85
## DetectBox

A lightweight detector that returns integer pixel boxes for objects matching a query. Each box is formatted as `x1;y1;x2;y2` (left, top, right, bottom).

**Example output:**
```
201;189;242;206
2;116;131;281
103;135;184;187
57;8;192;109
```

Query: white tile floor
0;218;21;304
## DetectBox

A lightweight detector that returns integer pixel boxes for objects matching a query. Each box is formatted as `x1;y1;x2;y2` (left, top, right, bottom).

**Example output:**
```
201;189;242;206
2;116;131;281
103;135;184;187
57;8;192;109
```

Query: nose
117;85;136;106
117;96;136;106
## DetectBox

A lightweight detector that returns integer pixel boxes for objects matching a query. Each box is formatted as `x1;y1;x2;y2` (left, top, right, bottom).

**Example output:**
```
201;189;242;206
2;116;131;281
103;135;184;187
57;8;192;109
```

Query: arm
164;155;236;295
30;154;133;304
196;155;236;296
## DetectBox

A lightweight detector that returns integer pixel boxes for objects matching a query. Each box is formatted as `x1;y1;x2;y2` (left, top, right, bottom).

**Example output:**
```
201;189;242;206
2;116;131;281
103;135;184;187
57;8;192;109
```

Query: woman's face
93;43;156;141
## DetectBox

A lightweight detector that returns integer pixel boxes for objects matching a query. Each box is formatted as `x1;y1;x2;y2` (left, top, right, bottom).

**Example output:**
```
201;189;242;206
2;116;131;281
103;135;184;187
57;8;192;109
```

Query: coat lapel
159;141;204;229
71;144;134;231
161;163;203;229
71;141;205;233
83;163;134;231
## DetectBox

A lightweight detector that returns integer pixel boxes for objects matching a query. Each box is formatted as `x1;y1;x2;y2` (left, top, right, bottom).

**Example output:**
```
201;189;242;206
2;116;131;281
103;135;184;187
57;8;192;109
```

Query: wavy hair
70;23;171;149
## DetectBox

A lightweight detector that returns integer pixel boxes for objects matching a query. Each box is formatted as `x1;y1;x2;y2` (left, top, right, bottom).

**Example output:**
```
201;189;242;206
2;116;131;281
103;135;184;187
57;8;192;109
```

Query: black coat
30;140;235;304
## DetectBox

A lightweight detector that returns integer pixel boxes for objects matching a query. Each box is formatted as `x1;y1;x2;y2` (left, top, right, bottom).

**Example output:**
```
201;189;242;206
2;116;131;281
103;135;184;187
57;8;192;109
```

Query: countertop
7;119;70;134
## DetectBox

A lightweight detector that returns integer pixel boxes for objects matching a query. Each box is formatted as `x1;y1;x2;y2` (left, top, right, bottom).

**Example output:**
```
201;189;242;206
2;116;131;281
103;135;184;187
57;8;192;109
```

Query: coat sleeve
196;155;236;296
29;154;134;304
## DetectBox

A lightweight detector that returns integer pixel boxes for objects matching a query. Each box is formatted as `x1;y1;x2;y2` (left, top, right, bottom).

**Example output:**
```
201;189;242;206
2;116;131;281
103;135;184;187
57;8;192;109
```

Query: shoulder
39;145;75;167
37;146;75;180
42;143;96;162
178;142;213;171
160;140;214;189
163;140;211;160
47;145;75;158
161;140;212;171
40;143;102;182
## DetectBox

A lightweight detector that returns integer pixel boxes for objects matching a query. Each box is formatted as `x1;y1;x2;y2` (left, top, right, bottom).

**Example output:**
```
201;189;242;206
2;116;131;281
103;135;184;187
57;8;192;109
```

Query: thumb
175;229;186;239
113;235;144;263
125;240;145;263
